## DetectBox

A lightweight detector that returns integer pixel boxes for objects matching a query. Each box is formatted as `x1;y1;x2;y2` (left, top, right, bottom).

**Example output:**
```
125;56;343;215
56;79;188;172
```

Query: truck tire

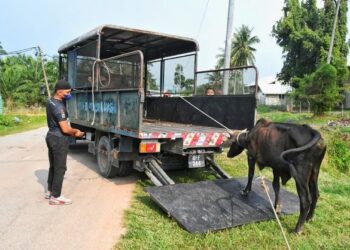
97;136;118;178
115;161;133;177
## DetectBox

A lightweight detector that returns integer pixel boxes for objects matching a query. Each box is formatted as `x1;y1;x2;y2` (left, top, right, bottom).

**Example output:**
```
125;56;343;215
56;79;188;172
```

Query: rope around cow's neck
236;130;248;147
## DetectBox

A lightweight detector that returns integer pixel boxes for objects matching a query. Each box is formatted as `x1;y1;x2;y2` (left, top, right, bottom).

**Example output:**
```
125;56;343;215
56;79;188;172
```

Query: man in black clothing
45;80;84;205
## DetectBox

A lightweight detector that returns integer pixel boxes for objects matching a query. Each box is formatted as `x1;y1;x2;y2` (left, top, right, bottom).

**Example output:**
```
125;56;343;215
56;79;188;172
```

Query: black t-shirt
46;98;68;137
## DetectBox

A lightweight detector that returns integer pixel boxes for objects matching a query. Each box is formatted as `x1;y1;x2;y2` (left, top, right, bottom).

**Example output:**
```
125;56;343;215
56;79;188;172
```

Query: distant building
256;76;292;106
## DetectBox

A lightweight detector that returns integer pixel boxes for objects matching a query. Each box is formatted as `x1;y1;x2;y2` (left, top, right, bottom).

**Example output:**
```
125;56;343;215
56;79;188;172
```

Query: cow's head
227;129;248;158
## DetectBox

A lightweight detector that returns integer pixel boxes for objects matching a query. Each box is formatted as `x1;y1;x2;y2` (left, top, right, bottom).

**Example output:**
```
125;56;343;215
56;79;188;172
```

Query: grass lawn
0;113;46;136
116;111;350;250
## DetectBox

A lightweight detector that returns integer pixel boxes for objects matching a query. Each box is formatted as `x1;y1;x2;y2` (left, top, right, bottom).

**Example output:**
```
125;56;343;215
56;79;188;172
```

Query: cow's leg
241;155;255;196
294;171;312;234
306;147;325;221
306;171;319;222
272;170;282;214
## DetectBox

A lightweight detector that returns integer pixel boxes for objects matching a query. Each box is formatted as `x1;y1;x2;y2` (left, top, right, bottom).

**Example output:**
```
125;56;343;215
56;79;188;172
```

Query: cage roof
58;25;199;60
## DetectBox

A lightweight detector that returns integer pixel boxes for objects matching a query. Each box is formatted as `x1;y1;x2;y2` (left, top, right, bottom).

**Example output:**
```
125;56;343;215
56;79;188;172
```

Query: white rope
98;60;111;88
236;129;248;146
178;96;233;135
257;174;292;250
90;59;112;125
90;60;98;125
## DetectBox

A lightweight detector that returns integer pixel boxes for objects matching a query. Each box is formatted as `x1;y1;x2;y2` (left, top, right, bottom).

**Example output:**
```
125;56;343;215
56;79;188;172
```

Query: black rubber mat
145;177;299;233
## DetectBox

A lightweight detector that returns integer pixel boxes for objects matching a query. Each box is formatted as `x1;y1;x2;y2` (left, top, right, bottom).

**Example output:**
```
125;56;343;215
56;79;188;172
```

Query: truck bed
139;120;230;148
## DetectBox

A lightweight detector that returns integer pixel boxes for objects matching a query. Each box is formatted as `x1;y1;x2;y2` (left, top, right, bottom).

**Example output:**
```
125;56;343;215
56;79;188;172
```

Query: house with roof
256;76;292;106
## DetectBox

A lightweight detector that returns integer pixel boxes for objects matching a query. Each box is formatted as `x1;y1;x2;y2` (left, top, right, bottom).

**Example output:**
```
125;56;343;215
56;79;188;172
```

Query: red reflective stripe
151;132;160;138
215;134;225;146
202;132;214;147
190;133;200;146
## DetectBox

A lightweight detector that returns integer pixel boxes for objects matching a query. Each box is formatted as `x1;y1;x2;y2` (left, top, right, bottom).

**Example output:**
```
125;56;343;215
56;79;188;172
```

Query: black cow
227;119;326;233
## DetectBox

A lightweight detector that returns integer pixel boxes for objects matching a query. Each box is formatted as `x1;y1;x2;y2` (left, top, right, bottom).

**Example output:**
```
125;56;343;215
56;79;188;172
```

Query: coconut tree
216;25;260;94
217;25;260;67
0;42;6;55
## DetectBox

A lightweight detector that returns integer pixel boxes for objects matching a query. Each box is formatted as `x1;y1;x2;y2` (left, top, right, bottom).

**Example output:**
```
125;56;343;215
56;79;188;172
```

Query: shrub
293;64;342;115
0;115;15;126
327;131;350;173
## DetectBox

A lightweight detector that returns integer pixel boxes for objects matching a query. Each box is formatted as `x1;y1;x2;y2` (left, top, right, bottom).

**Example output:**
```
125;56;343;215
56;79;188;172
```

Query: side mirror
40;85;47;96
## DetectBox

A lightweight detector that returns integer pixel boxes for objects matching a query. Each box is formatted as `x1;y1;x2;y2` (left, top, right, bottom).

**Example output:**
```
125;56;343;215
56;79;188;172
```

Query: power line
0;46;38;56
0;47;56;59
196;0;210;39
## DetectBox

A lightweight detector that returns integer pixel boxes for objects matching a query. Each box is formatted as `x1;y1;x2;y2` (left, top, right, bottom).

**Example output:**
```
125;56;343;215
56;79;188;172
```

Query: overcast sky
1;0;349;78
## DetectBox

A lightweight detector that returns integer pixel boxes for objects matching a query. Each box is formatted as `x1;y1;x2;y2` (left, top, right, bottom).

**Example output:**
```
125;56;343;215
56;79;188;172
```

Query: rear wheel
115;161;133;177
97;136;118;178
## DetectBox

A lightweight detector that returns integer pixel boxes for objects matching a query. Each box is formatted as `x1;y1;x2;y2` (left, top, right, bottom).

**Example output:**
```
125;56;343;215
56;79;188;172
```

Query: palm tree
217;25;260;67
0;42;6;55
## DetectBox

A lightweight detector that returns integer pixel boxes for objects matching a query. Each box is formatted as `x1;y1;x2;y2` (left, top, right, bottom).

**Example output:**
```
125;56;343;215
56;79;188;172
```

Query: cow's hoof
294;227;303;235
240;190;249;196
306;216;314;222
275;204;282;214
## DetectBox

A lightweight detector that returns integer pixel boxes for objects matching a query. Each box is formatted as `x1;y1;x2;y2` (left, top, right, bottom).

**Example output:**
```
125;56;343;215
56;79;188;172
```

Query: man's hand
59;120;85;137
74;130;85;138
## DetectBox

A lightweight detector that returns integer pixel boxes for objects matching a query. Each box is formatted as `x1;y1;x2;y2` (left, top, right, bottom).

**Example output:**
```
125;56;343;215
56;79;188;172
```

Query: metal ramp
143;156;231;186
145;177;299;233
143;157;176;186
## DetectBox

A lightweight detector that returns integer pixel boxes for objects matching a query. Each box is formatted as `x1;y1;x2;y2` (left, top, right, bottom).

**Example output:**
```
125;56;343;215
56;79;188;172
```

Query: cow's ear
227;142;244;158
255;118;270;127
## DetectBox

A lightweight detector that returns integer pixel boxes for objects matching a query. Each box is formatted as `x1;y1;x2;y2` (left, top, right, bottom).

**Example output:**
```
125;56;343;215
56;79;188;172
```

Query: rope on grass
257;173;291;250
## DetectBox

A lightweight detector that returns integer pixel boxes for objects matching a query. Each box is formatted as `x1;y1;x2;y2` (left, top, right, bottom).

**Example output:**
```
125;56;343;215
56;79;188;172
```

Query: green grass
0;114;46;136
116;111;350;250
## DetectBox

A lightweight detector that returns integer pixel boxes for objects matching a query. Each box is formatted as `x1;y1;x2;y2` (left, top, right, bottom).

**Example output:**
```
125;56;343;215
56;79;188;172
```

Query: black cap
54;80;72;91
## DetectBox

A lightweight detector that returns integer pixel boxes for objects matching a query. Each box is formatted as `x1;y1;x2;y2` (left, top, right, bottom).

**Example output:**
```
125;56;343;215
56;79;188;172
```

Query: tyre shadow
67;141;137;185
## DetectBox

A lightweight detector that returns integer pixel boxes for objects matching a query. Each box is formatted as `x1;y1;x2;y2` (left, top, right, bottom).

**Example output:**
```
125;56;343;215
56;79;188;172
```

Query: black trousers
46;133;69;198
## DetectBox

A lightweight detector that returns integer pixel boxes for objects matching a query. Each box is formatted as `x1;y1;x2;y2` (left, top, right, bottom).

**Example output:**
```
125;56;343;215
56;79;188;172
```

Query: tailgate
139;120;230;148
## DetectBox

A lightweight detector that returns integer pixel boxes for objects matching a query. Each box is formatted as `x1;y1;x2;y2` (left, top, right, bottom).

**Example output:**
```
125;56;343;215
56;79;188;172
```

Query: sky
0;0;349;78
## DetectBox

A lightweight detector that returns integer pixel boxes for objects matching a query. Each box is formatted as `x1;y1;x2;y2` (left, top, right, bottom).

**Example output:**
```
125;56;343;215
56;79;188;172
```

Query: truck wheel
115;161;133;177
97;136;118;178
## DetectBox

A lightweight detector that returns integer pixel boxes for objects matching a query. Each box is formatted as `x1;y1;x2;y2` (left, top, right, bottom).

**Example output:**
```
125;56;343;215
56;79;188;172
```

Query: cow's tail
280;130;321;177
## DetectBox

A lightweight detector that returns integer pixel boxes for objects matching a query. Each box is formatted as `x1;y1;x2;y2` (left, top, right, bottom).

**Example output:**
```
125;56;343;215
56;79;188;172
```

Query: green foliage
0;42;6;55
0;113;46;136
216;25;260;67
0;115;16;126
257;105;287;113
327;130;350;173
293;64;341;115
273;0;349;86
0;52;58;109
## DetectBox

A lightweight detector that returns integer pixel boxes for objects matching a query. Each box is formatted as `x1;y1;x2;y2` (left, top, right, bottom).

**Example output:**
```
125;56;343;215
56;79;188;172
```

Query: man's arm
58;120;85;137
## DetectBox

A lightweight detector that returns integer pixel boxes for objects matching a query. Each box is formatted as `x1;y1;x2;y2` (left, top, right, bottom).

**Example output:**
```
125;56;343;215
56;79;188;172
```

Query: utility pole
327;0;341;64
223;0;235;94
37;46;51;98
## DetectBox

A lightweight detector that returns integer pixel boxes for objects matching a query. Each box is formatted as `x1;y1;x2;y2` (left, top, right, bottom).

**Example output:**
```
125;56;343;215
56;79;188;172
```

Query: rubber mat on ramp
145;177;299;233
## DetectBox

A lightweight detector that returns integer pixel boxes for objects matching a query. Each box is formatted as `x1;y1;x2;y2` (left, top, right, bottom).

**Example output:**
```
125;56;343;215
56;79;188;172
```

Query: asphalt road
0;127;136;250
